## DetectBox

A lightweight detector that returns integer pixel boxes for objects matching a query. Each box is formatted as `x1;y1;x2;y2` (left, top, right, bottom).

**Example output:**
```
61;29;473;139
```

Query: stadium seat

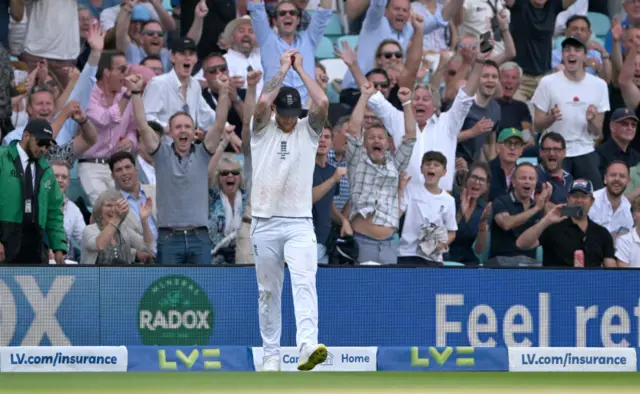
587;12;611;37
443;261;465;267
320;58;347;82
536;246;543;262
517;157;538;166
337;35;359;49
316;36;335;59
326;80;340;103
324;13;343;39
554;36;565;49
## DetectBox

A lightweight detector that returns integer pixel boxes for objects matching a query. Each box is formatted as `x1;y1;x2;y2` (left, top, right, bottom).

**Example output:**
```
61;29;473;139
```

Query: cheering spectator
347;84;415;265
596;108;640;177
399;151;457;265
506;0;577;102
327;116;350;212
79;50;138;204
413;0;456;52
140;56;164;76
516;179;616;268
0;119;67;264
77;5;95;71
248;0;332;109
497;62;533;148
108;151;157;264
456;0;510;56
605;0;640;55
589;161;634;237
532;35;609;189
488;163;550;267
537;132;573;205
219;16;263;95
100;0;172;32
616;196;640;267
488;128;525;201
78;0;120;18
448;162;492;266
180;0;236;60
52;161;85;262
81;188;154;264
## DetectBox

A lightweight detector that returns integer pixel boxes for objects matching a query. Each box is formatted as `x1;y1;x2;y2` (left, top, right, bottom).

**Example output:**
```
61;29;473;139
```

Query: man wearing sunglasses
0;118;67;265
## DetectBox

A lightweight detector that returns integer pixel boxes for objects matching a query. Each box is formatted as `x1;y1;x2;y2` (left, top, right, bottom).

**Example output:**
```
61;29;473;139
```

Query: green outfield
0;372;639;394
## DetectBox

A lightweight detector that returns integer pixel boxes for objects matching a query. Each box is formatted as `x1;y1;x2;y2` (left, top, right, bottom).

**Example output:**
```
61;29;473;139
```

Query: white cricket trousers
251;216;319;358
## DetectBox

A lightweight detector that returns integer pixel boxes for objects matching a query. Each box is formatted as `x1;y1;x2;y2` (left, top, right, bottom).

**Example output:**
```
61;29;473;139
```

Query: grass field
0;372;639;394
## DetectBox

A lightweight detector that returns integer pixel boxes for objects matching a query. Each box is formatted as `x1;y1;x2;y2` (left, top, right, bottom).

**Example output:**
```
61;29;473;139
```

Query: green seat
443;261;465;267
517;157;538;166
337;35;359;49
316;36;335;59
324;13;343;38
587;12;610;37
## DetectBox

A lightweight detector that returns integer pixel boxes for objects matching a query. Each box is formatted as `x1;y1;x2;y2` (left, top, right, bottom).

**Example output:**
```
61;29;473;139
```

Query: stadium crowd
0;0;639;268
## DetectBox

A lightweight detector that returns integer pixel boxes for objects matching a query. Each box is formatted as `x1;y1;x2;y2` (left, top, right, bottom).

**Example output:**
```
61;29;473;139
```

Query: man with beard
532;35;609;189
488;163;551;267
488;128;525;202
496;62;534;153
517;179;616;268
220;16;263;95
616;196;640;267
536;132;573;205
457;60;502;164
596;108;640;177
589;161;634;238
130;71;230;265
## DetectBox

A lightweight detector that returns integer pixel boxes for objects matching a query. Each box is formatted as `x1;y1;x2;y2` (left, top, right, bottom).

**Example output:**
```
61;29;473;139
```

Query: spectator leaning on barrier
488;128;525;202
588;161;634;238
51;161;86;262
516;179;616;268
0;118;67;264
616;196;640;268
596;107;640;178
536;132;573;206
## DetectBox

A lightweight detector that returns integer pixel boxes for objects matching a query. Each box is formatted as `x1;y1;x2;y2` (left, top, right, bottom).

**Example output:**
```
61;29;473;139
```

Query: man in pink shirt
79;49;138;204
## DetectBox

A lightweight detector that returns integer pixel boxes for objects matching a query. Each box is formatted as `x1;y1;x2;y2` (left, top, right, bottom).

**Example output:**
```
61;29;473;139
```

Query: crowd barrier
1;266;639;348
0;346;638;372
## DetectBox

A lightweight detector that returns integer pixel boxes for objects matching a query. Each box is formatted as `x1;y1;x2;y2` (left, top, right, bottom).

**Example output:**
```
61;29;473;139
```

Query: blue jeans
157;227;212;265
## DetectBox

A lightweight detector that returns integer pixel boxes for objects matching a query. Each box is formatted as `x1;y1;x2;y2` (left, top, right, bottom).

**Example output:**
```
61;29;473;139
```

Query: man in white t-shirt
250;50;329;372
616;196;640;268
531;35;609;189
399;150;457;265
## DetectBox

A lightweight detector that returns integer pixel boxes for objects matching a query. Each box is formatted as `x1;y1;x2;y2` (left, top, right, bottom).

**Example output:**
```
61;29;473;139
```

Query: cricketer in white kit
250;49;330;372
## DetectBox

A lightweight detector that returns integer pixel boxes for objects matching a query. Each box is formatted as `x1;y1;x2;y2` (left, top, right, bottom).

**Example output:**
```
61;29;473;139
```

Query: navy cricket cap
172;37;197;53
569;179;593;195
274;87;302;118
610;107;639;123
25;118;56;145
561;35;587;50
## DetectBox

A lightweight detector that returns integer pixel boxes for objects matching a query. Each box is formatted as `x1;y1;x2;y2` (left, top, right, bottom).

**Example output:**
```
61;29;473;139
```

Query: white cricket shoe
262;355;280;372
297;344;328;371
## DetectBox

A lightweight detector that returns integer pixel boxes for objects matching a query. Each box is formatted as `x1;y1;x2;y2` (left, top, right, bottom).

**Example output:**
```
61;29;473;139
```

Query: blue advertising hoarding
0;267;639;348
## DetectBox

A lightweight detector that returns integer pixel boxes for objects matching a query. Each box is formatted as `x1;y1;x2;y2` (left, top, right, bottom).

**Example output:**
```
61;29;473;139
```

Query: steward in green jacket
0;119;67;264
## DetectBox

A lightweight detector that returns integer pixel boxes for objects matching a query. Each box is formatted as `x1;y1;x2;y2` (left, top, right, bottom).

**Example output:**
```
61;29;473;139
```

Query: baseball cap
172;37;197;53
569;179;594;195
610;107;639;123
131;5;152;22
24;118;56;145
497;128;525;143
562;35;586;50
274;87;302;118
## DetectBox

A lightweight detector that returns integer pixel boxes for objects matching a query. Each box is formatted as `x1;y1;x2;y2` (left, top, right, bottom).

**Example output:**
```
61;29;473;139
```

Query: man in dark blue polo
537;132;573;206
488;128;525;202
596;107;640;178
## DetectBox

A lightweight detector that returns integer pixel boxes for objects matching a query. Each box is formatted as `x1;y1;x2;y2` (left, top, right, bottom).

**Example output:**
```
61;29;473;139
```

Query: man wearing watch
80;50;139;205
200;53;245;152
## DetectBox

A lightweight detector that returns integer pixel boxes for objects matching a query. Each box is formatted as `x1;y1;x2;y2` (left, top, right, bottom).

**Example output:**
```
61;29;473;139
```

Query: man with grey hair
496;61;534;154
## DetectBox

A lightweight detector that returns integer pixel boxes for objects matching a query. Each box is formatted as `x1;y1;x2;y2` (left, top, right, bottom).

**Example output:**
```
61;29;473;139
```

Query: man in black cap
249;49;329;372
596;107;640;177
0;118;67;264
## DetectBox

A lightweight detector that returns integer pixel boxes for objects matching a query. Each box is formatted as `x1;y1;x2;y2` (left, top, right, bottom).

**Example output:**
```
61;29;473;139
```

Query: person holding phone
516;179;616;268
615;196;640;268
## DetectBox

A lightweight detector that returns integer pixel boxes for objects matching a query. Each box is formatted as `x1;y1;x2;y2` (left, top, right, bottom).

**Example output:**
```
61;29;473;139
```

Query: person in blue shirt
77;0;121;18
605;1;640;55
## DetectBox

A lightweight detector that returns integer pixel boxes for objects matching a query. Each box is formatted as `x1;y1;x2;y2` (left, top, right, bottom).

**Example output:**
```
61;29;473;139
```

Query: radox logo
138;276;214;345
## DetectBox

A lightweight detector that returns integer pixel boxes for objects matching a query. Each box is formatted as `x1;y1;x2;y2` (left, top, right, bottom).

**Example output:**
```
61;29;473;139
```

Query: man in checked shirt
346;83;416;264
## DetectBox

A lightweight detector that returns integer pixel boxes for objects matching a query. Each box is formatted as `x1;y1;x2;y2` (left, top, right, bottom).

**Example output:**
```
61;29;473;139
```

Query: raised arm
292;52;329;134
397;87;415;141
115;1;134;54
398;14;424;89
150;0;177;32
349;82;376;138
516;204;566;250
127;74;160;154
10;0;24;22
461;45;490;97
619;45;640;109
186;0;209;45
204;75;232;154
333;41;368;88
253;51;295;133
490;10;516;66
242;70;262;154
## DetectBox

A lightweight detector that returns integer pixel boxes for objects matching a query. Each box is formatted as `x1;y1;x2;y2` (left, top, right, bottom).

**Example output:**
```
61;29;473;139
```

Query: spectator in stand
531;35;609;189
455;0;510;56
605;0;640;56
142;37;217;134
506;0;577;102
51;161;86;262
616;196;640;267
78;0;120;18
81;188;154;264
19;0;81;87
488;128;525;201
448;162;492;266
131;70;229;265
327;116;350;213
597;108;640;178
216;16;263;96
552;15;612;84
399;151;457;265
497;62;534;154
0;40;13;139
346;83;416;265
291;0;312;31
516;179;616;268
77;5;94;71
101;0;175;34
79;50;138;205
248;0;333;109
140;55;164;76
456;59;501;165
116;0;205;72
311;125;350;264
413;0;456;52
180;0;236;61
589;161;634;237
537;132;573;205
0;118;67;264
108;151;157;264
136;120;163;185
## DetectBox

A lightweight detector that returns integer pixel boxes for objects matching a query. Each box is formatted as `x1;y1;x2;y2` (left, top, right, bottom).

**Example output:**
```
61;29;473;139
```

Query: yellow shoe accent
297;344;327;371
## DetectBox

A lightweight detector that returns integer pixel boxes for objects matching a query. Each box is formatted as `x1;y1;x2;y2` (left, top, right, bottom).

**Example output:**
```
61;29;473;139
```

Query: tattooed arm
253;50;296;134
292;52;329;135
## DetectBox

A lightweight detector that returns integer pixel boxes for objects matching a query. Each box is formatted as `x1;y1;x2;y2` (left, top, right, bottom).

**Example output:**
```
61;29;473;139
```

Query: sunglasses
278;10;299;17
220;170;240;176
372;82;389;89
205;65;228;74
379;51;403;59
143;30;165;38
45;79;58;89
36;139;52;148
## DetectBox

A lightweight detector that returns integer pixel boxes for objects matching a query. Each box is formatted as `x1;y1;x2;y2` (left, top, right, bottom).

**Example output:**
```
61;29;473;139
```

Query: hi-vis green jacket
0;141;67;261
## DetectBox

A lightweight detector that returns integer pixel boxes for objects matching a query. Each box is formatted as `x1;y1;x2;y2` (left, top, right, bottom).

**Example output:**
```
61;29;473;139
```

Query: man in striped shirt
327;115;350;212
